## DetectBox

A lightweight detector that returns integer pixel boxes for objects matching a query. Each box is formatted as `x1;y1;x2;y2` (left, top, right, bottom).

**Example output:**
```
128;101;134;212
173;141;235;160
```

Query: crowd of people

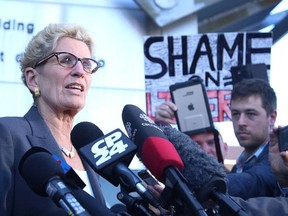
155;78;278;199
154;78;288;215
0;22;288;216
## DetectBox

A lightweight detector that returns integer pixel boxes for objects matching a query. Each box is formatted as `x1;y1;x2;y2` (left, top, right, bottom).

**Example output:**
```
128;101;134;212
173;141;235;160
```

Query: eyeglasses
34;52;100;74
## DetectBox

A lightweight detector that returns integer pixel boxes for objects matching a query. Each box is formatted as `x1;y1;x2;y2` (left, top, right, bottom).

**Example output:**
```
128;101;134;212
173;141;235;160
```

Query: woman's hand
269;127;288;187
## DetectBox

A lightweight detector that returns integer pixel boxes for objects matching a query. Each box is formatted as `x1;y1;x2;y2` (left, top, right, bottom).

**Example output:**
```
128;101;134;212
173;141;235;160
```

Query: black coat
0;106;106;216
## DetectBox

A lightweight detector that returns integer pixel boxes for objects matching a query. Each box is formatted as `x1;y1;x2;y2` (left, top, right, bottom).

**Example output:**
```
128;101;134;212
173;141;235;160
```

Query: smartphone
278;125;288;152
169;75;214;135
138;169;158;186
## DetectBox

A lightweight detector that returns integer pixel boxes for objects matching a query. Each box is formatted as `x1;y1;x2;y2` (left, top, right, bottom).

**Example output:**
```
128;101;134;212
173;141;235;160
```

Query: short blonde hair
20;23;94;88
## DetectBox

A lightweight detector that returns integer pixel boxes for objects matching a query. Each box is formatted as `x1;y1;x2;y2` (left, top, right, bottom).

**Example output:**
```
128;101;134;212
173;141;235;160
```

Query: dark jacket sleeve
227;145;278;199
0;120;14;216
233;196;288;216
0;117;67;216
0;107;107;216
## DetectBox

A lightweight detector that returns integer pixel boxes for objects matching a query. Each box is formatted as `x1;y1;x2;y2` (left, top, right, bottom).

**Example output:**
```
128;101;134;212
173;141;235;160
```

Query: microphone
161;125;227;194
71;122;161;211
71;122;137;188
71;121;104;149
161;126;248;216
110;203;129;215
18;147;91;216
122;106;183;182
19;146;118;216
122;104;207;216
117;192;156;216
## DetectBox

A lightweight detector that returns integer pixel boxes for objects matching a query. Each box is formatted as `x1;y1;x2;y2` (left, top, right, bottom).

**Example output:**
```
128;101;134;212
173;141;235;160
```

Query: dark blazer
233;196;288;215
0;106;106;216
227;144;279;199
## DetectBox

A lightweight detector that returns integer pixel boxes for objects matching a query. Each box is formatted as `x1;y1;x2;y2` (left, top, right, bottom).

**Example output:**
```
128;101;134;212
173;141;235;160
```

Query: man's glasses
34;52;101;74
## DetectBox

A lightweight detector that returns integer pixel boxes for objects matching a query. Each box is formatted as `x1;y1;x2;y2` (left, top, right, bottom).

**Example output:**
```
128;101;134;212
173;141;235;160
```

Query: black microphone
19;146;118;216
161;126;248;216
161;126;227;194
18;147;91;216
122;104;207;216
110;203;129;215
117;192;156;216
71;122;161;211
71;122;137;188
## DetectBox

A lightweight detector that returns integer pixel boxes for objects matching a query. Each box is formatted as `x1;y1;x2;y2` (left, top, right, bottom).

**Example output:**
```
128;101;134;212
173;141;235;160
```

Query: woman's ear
25;67;38;91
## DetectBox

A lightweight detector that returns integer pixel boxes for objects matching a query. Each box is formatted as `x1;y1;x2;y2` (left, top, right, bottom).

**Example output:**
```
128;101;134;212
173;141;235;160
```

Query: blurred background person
155;101;228;165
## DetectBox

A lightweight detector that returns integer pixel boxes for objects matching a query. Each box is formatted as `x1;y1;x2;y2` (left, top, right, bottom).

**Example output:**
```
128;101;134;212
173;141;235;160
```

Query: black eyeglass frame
34;51;100;74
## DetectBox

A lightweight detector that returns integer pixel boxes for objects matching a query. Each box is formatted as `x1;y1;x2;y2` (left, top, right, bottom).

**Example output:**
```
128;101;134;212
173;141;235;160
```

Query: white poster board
144;32;272;123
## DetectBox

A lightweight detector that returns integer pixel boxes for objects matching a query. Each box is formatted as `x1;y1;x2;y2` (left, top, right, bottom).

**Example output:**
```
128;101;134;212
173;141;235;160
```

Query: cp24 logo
90;129;137;167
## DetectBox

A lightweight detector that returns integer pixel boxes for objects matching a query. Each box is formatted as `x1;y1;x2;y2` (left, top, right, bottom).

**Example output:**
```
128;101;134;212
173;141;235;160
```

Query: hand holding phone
169;75;214;135
278;125;288;152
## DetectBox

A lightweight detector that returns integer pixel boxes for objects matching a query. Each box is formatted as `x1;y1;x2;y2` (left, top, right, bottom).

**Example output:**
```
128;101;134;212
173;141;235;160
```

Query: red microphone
142;136;184;182
122;104;207;216
122;104;183;182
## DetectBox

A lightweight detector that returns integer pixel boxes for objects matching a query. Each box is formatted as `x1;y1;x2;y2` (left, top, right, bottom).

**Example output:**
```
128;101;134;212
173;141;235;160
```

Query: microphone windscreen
71;121;138;186
122;104;167;154
18;147;65;196
19;147;118;216
161;126;227;192
141;136;184;181
122;104;184;181
71;121;104;150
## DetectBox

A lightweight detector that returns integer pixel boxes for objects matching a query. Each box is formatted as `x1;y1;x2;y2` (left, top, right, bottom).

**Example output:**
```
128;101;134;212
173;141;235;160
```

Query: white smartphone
169;76;214;135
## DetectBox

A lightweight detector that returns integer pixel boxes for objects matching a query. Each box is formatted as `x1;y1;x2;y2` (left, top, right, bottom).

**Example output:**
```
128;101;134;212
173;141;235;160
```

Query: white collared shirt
74;169;95;197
